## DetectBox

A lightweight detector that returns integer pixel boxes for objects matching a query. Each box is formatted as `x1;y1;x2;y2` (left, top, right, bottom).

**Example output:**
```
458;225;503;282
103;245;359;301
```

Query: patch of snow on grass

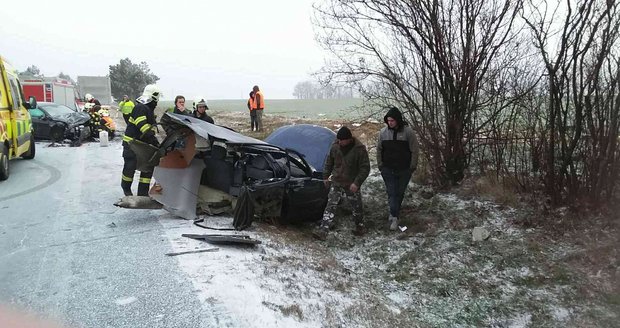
508;313;532;328
551;306;571;321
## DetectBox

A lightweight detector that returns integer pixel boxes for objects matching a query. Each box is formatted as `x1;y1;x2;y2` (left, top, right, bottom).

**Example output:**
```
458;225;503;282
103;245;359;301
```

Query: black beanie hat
337;126;352;140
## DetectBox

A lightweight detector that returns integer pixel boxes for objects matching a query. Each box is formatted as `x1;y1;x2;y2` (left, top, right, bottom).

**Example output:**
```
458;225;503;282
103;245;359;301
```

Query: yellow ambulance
0;55;35;180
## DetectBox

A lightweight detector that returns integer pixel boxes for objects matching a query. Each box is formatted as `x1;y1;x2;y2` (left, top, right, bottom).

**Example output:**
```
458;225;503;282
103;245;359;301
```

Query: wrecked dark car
28;102;90;145
123;113;335;228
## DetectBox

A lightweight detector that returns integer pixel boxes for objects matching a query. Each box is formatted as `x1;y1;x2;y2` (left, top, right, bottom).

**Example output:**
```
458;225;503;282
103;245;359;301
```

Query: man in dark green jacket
314;126;371;240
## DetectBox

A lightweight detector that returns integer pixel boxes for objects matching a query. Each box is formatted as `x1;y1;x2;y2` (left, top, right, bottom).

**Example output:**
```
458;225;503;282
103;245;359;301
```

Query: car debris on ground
116;113;335;230
182;233;262;245
165;247;219;256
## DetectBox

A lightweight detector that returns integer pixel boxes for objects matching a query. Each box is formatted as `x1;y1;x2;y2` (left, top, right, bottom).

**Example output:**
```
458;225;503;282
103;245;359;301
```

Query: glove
143;131;159;147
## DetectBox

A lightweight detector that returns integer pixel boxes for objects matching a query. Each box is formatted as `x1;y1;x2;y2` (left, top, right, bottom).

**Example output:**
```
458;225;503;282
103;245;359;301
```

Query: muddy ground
109;106;619;327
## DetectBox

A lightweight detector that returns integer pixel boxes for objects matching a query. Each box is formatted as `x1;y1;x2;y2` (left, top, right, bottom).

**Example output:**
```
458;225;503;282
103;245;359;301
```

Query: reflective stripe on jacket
124;102;156;145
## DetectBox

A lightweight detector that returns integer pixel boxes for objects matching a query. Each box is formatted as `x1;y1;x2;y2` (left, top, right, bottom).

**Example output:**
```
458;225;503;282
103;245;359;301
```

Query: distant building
77;76;112;105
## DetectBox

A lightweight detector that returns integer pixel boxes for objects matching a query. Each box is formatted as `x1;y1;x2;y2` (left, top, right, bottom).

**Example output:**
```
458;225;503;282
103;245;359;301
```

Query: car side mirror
28;96;37;110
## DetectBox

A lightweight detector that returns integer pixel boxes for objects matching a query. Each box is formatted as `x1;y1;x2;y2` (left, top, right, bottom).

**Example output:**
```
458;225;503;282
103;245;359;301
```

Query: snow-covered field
155;180;618;327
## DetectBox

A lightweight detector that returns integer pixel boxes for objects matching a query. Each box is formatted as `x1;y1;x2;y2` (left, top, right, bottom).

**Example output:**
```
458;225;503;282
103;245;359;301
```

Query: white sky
0;0;326;99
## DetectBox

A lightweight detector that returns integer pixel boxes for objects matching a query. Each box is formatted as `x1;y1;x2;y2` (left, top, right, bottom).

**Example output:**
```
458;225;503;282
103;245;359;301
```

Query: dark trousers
380;167;413;217
256;109;263;131
121;146;153;196
250;111;257;131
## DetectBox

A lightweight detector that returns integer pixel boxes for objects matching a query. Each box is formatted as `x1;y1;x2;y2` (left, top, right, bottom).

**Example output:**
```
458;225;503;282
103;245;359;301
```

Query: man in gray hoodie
377;107;419;230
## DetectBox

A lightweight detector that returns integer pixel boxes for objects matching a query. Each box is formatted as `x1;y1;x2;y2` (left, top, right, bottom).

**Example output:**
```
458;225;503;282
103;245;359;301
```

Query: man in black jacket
121;84;161;196
377;107;419;230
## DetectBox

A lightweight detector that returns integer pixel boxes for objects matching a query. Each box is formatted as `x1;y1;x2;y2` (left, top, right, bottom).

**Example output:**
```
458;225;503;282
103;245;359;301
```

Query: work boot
352;223;367;236
312;226;329;241
123;188;133;196
389;215;399;231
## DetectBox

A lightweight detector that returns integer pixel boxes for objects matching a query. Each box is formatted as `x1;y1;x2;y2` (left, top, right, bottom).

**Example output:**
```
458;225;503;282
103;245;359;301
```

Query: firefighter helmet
85;93;94;101
136;84;161;104
193;97;208;110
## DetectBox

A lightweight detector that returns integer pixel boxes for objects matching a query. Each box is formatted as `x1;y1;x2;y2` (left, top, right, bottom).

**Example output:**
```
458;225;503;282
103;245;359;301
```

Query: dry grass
457;172;521;207
262;301;304;320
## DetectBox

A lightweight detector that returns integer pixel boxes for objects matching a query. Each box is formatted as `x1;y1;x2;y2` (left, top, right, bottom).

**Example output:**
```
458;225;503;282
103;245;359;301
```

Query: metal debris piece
399;226;408;232
151;158;205;220
165;248;219;256
182;233;262;245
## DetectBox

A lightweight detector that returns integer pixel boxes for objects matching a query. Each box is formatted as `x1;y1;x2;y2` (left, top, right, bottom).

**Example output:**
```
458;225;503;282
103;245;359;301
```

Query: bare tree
293;80;357;99
293;81;316;99
314;0;526;186
523;0;620;204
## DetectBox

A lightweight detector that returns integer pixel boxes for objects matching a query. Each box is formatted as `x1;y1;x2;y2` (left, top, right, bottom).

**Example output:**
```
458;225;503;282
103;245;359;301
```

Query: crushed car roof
166;113;267;145
164;114;335;172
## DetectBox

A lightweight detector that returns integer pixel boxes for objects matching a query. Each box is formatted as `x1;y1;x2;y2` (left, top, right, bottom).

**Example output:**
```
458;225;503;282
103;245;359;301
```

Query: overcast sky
0;0;326;100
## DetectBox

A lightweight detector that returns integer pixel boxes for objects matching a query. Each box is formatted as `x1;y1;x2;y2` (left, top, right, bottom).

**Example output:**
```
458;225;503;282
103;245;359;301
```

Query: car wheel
22;134;36;159
49;124;65;143
0;144;9;181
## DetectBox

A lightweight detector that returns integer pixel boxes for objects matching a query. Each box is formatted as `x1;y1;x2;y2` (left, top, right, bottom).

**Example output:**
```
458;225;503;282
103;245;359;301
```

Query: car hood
55;112;90;126
265;124;336;172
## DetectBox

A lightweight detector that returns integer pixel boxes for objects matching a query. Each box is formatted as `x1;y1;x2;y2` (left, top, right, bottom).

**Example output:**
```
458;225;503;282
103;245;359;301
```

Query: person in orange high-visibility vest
247;91;257;131
252;85;265;131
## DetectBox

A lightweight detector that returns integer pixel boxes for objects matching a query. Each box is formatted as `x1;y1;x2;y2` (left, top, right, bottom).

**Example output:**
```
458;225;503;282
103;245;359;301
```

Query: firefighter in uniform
121;84;161;196
84;93;103;137
85;93;101;107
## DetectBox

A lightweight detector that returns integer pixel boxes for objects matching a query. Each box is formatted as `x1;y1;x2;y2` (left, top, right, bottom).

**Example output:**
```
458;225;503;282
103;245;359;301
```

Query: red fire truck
22;77;79;111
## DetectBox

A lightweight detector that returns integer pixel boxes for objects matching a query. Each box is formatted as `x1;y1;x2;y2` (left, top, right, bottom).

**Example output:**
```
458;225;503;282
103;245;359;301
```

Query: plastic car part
232;185;255;230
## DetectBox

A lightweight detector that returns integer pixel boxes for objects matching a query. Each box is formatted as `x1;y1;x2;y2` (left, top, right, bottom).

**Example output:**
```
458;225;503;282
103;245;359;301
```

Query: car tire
50;124;65;143
22;134;36;159
0;144;9;181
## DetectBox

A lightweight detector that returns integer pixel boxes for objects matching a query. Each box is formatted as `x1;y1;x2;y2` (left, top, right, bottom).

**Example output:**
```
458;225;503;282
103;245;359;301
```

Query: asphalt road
0;141;217;328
